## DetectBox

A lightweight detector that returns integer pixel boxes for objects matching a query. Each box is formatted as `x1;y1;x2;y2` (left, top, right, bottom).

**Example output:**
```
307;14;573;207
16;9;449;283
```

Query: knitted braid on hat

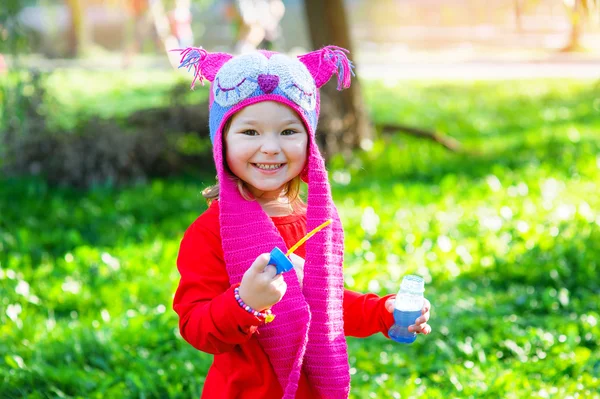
177;45;355;398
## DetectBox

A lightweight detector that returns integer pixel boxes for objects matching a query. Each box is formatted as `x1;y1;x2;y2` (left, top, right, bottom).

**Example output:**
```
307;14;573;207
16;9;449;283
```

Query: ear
297;46;355;90
172;47;233;89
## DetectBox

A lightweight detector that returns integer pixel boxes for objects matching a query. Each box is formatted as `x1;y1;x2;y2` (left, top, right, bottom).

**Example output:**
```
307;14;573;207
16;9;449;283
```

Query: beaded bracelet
234;287;275;323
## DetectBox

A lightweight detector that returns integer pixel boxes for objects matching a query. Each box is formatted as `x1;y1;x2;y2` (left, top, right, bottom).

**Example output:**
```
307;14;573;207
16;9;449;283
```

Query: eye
213;53;267;107
269;54;317;111
281;129;298;136
242;129;258;136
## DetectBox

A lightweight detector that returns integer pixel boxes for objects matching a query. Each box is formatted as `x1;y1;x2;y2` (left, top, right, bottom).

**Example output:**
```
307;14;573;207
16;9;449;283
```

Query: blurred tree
65;0;91;57
562;0;599;51
304;0;372;159
518;0;599;51
304;0;460;157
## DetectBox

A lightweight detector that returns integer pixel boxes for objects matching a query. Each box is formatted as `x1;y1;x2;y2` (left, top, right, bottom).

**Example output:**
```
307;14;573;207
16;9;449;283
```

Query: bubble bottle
388;275;425;344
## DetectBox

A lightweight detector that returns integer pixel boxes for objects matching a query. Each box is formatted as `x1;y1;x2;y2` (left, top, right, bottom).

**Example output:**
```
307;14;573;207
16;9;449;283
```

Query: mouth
252;163;285;171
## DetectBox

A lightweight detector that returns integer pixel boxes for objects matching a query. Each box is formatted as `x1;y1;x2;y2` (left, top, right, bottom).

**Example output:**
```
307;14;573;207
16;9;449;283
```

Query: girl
173;46;432;399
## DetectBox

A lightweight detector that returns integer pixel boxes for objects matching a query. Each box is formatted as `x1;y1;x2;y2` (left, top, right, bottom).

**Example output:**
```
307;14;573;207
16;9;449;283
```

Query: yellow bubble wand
286;219;332;256
269;219;333;274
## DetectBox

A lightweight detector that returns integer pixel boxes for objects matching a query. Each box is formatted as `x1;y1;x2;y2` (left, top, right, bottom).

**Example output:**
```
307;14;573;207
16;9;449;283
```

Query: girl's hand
238;253;287;311
385;296;432;335
287;253;305;287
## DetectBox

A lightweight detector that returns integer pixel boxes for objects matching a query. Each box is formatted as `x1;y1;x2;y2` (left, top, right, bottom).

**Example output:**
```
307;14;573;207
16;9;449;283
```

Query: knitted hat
177;46;355;399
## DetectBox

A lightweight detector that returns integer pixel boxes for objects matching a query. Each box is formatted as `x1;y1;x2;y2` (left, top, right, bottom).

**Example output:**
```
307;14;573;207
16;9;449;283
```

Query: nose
260;134;281;154
258;74;279;94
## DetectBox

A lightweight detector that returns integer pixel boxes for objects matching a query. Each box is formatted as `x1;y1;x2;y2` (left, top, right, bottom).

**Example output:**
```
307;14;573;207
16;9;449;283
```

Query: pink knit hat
176;46;355;398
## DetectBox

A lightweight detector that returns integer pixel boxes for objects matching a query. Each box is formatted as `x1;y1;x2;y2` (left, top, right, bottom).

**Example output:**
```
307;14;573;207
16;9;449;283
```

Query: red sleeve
173;203;262;354
343;289;396;338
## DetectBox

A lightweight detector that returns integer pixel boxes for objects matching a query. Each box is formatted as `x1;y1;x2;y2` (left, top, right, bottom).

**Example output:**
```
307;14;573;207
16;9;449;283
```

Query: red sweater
173;201;395;399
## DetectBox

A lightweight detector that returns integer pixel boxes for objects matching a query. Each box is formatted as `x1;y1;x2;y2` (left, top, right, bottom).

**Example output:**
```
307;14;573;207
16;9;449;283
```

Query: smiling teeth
255;163;282;170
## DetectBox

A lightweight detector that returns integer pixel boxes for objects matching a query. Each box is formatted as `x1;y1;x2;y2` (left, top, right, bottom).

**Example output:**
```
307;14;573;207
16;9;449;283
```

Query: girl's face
224;101;308;199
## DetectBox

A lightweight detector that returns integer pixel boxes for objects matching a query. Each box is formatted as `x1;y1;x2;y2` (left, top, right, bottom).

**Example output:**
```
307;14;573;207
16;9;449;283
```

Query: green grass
1;77;599;398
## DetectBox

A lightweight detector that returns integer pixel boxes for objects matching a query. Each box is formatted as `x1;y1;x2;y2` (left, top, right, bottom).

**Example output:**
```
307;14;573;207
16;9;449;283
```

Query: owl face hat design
175;46;354;143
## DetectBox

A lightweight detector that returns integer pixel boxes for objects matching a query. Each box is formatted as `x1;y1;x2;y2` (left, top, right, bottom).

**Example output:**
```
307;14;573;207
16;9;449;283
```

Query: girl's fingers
385;297;395;313
409;323;431;334
422;298;431;315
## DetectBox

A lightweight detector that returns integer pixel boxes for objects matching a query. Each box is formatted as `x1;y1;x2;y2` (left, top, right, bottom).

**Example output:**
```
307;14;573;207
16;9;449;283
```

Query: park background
1;0;600;398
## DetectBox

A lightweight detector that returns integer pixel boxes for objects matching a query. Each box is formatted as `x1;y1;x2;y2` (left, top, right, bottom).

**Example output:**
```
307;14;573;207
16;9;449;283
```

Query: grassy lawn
1;76;599;398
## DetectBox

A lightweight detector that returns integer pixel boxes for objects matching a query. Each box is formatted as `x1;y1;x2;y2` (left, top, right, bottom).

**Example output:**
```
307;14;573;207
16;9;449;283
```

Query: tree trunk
563;0;584;51
304;0;372;160
65;0;90;57
514;0;523;33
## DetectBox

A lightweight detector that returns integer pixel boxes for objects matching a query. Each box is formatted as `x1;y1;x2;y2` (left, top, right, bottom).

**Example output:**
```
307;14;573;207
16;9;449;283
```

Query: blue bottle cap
269;247;294;274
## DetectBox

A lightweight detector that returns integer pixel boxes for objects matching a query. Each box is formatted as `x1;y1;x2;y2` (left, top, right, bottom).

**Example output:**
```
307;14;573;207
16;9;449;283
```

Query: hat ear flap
297;46;355;90
173;47;233;89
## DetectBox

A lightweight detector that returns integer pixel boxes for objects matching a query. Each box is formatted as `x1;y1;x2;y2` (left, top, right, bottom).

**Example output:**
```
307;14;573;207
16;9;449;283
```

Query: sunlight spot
127;309;137;318
456;245;473;265
15;281;30;297
480;256;493;268
101;252;121;271
368;279;380;292
361;207;380;236
517;182;529;196
450;375;463;391
445;260;460;277
485;175;502;192
6;269;16;280
500;206;513;219
333;170;351;185
10;355;25;369
481;215;503;232
65;253;74;263
558;289;570;306
558;334;567;343
349;367;357;375
555;204;574;221
549;226;559;237
516;221;530;233
364;251;376;262
578;201;595;223
62;278;81;294
585;332;593;341
464;360;474;369
156;304;166;314
6;304;22;322
567;127;580;143
437;235;452;253
360;138;374;151
585;315;597;327
101;309;110;323
386;254;399;265
541;178;562;201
